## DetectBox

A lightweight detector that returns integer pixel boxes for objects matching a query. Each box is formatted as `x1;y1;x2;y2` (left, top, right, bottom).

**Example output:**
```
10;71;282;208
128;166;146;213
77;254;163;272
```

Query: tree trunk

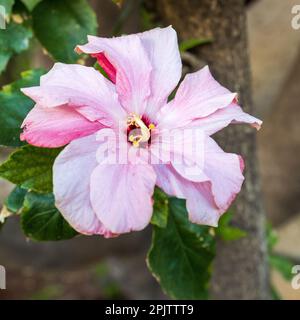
150;0;270;299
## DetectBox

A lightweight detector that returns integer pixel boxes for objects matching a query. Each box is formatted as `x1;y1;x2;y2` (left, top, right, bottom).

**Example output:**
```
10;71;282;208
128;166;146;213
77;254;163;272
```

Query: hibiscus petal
137;26;182;119
158;66;237;128
203;137;245;211
21;105;103;148
21;63;125;126
154;164;221;227
77;27;181;118
150;127;208;182
190;103;262;135
153;136;245;227
90;163;156;234
77;35;152;115
53;133;115;237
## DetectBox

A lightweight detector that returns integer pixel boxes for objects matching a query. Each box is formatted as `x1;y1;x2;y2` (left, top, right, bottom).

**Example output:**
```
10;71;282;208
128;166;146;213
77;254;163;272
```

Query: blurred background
0;0;300;299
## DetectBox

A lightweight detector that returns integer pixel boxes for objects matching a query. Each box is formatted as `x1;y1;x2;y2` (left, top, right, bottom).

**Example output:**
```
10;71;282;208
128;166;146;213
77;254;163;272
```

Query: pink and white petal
150;127;208;182
158;66;237;129
53;133;115;237
21;105;103;148
153;136;246;227
90;163;156;234
22;63;125;125
137;27;182;119
203;137;245;211
190;103;262;136
77;35;152;115
154;164;221;227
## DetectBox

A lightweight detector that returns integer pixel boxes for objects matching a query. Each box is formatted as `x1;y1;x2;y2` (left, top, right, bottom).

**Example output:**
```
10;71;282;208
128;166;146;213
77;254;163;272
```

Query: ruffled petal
190;103;262;135
203;137;245;211
77;35;152;115
153;136;245;227
158;66;237;129
154;164;221;226
137;27;182;119
53;133;115;237
21;63;125;126
21;105;103;148
90;163;156;234
150;127;208;182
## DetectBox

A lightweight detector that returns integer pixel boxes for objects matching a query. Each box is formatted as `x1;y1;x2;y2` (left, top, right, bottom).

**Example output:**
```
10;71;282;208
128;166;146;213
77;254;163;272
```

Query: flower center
127;114;155;148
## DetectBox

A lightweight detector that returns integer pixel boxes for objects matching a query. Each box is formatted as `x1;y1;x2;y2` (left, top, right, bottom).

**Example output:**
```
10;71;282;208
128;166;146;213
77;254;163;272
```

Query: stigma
127;114;155;148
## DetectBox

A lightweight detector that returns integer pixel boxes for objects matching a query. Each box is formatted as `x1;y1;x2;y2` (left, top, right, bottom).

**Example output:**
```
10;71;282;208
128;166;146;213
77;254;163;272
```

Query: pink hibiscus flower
20;27;262;237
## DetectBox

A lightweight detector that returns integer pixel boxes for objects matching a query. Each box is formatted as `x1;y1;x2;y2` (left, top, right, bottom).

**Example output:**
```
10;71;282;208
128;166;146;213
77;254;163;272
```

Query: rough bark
149;0;269;299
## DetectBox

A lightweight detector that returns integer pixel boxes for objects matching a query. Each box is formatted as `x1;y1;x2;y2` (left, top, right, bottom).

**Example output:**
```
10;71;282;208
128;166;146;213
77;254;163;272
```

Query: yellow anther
132;140;140;148
127;114;152;147
148;123;155;130
128;134;135;142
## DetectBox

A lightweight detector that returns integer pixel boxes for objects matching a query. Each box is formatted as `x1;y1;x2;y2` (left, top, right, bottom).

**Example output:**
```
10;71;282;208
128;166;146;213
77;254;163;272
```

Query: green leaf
0;21;32;73
147;198;215;299
21;191;77;241
0;69;45;147
0;52;10;74
21;0;42;11
0;0;15;17
32;0;97;62
4;186;27;213
216;211;247;242
179;38;212;53
0;145;61;193
1;186;27;229
269;254;295;281
151;187;168;228
0;22;32;53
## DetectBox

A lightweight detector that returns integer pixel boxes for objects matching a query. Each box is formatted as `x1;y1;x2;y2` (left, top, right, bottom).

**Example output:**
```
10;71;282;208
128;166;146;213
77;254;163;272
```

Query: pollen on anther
148;123;155;130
